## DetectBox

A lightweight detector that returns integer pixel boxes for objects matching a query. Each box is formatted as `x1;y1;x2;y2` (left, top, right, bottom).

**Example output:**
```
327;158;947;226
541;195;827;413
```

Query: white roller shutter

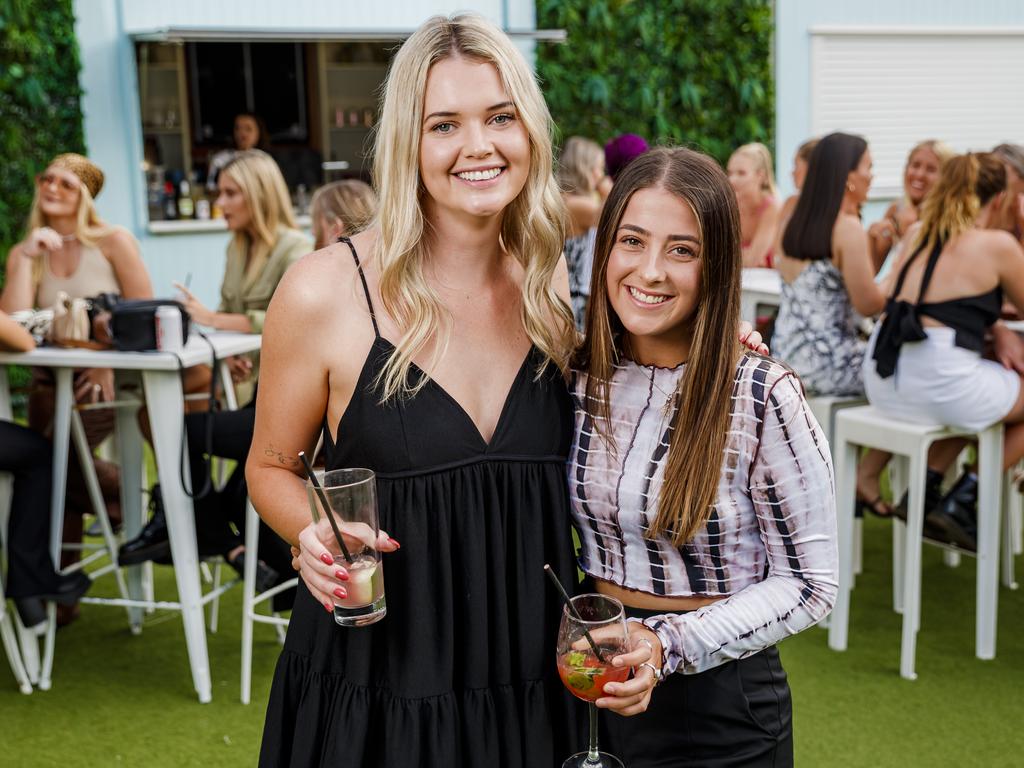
810;27;1024;199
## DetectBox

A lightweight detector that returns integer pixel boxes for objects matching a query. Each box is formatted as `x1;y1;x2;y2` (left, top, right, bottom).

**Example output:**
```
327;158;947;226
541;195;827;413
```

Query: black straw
543;564;606;662
299;452;354;564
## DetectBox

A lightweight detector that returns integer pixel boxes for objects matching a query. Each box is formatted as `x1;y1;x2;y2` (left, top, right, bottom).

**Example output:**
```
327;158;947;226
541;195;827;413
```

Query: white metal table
740;268;781;324
0;332;261;702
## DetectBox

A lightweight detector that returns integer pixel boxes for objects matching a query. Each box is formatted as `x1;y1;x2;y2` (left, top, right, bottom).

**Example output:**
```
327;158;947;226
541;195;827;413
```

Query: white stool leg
889;456;908;615
900;453;928;681
240;499;258;704
975;428;1002;660
1;611;32;694
209;563;221;634
1002;468;1019;590
828;434;858;652
853;518;864;576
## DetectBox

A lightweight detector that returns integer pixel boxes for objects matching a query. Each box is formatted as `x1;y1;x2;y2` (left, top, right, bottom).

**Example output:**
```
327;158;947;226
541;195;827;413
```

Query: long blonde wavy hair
220;149;298;280
371;13;575;400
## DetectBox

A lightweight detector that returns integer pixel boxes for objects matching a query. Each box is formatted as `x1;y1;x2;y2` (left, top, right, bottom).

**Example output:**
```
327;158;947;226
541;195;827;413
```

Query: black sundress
259;238;582;767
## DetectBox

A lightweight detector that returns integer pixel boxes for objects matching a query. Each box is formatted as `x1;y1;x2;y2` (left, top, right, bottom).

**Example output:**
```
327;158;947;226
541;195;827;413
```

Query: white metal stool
240;498;297;704
828;406;1005;680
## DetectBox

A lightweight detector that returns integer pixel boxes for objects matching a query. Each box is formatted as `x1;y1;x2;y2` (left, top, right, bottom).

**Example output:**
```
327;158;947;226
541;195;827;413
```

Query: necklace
60;233;77;242
648;368;680;416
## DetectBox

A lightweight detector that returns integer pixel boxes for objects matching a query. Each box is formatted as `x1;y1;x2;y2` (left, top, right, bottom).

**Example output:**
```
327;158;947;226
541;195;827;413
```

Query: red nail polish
336;569;349;581
320;552;334;565
334;587;347;599
323;601;332;613
388;537;401;549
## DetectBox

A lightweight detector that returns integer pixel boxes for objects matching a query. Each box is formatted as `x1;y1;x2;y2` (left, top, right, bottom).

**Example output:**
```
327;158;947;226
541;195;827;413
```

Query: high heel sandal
856;494;893;518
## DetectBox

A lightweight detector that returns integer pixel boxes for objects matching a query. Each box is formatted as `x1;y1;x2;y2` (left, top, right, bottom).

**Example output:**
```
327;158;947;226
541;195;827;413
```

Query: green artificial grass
1;515;1022;767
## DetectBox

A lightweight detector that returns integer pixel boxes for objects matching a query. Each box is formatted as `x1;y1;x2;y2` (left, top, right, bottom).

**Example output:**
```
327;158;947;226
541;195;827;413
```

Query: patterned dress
772;259;866;396
564;228;596;331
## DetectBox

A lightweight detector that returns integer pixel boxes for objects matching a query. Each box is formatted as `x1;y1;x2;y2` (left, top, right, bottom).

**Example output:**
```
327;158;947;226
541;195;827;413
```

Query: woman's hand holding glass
595;622;664;717
294;516;399;614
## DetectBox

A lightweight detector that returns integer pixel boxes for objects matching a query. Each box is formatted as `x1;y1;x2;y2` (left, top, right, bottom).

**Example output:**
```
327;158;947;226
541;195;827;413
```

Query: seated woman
120;150;312;589
772;132;892;515
728;142;781;268
0;311;92;630
865;153;1024;550
778;137;818;224
868;140;954;275
557;136;610;328
309;179;377;250
1;153;152;623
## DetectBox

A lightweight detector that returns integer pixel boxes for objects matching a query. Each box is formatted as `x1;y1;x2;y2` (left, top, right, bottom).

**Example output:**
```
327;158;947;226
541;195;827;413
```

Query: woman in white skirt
865;152;1024;549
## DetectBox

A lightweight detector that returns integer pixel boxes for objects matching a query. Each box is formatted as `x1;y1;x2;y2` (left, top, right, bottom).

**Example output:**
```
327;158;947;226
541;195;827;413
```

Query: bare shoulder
98;226;140;256
833;212;865;239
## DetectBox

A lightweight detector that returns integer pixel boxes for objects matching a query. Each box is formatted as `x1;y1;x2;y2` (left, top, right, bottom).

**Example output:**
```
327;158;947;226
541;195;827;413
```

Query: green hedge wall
0;0;86;275
536;0;773;165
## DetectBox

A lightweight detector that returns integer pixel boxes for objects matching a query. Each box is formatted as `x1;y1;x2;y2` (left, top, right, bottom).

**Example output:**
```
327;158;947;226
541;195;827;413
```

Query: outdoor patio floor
1;513;1021;767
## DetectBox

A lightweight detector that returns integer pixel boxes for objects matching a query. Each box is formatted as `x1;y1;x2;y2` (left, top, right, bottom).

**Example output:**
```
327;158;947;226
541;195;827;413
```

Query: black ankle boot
118;485;170;565
893;469;944;522
926;472;978;551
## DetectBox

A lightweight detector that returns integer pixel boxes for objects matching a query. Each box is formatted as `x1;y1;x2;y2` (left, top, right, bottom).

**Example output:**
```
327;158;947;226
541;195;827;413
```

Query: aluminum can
155;305;184;351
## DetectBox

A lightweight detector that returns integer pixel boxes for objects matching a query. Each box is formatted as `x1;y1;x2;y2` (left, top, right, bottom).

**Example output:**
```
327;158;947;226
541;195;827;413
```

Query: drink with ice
307;468;387;627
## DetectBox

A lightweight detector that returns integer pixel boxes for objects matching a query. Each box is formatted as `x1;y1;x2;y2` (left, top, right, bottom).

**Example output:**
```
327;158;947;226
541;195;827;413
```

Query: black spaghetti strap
339;236;380;338
914;240;945;305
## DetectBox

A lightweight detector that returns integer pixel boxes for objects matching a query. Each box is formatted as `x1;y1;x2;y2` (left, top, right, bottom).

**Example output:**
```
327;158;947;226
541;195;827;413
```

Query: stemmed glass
557;593;630;768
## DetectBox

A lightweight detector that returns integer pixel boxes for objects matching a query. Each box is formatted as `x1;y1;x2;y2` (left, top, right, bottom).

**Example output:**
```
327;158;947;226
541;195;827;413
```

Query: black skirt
602;606;793;768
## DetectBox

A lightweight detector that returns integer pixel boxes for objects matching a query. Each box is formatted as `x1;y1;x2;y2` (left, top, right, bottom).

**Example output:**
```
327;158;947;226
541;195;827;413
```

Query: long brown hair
574;146;742;545
911;152;1006;254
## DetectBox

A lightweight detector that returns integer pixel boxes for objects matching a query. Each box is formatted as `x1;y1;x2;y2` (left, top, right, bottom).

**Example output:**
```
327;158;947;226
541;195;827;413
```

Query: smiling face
606;186;702;366
904;147;941;205
37;166;82;220
216;172;251;232
418;55;530;224
727;152;763;203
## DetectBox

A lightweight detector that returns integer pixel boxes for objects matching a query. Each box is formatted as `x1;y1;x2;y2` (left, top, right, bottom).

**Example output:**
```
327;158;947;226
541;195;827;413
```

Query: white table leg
142;369;212;703
899;454;928;681
114;371;145;632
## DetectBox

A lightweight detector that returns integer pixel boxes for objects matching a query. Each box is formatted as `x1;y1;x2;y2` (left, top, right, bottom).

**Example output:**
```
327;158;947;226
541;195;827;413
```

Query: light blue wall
775;0;1024;222
73;0;537;309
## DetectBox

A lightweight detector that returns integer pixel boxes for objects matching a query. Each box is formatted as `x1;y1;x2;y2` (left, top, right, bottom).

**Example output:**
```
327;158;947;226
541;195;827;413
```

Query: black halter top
872;238;1001;379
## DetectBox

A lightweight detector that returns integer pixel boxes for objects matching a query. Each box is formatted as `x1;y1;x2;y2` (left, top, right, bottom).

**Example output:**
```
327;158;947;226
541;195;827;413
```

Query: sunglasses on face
36;172;80;194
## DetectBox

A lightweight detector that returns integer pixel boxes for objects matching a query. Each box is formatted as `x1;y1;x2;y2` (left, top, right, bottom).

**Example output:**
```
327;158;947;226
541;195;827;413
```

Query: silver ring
639;661;663;684
636;637;654;655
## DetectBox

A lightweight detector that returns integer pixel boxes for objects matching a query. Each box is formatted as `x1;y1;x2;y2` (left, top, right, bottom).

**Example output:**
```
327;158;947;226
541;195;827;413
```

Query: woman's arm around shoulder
834;213;885;316
101;226;153;299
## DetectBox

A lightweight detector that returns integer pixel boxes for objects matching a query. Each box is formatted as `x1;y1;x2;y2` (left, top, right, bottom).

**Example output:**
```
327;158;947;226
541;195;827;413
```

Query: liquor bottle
163;181;178;220
177;180;195;219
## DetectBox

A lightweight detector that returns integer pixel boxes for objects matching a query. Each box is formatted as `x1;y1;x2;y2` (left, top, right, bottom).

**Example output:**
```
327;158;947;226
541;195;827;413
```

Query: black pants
0;420;61;598
602;606;793;768
184;404;293;607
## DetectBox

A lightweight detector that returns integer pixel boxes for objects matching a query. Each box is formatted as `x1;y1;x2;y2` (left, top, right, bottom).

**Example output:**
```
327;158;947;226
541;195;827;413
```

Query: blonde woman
1;154;152;621
120;149;311;581
309;178;378;249
246;15;590;766
727;142;781;268
868;139;954;273
173;149;312;404
558;135;610;328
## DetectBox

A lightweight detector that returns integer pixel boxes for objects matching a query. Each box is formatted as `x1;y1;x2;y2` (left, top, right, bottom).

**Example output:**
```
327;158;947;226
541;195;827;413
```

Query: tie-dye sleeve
638;373;839;675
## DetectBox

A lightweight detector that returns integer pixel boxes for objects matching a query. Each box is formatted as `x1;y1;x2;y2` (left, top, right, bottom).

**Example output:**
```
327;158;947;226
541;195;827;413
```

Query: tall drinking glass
557;593;630;768
306;468;386;627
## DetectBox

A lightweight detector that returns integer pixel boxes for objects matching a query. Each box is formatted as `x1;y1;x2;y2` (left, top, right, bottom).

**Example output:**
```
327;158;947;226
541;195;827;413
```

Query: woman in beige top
1;153;152;622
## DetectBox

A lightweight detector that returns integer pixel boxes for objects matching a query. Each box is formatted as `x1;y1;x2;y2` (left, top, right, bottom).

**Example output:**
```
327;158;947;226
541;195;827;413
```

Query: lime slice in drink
346;558;378;606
